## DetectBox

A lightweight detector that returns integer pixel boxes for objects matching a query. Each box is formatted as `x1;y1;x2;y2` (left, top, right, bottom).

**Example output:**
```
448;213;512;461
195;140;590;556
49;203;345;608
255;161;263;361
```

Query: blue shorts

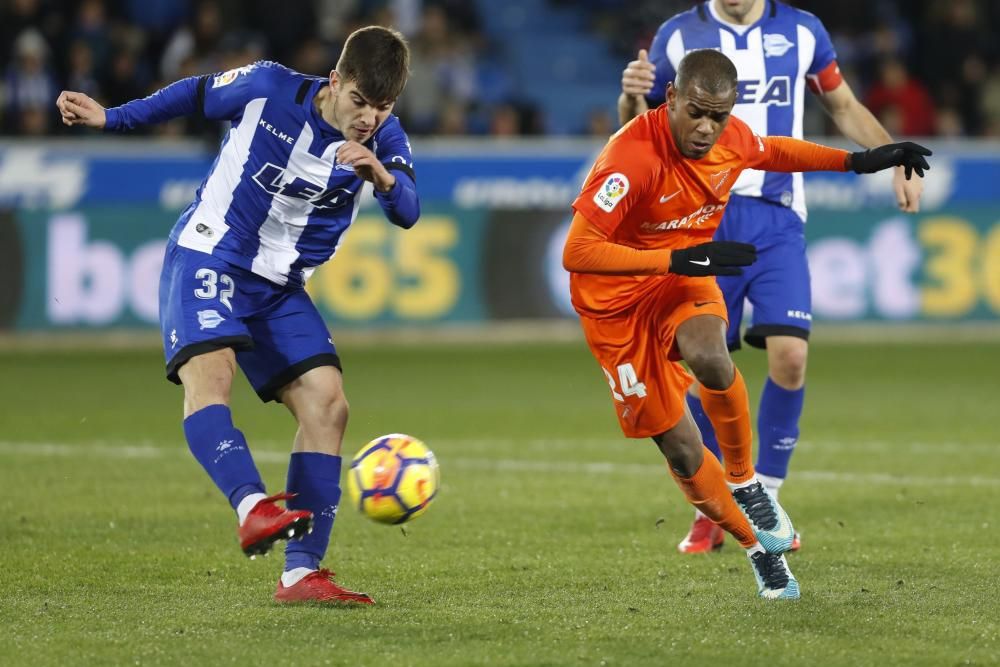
714;195;812;351
158;241;341;402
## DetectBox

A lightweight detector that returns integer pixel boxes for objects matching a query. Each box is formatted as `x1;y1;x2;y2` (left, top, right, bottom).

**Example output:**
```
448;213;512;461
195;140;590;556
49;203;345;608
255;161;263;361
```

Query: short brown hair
336;26;410;103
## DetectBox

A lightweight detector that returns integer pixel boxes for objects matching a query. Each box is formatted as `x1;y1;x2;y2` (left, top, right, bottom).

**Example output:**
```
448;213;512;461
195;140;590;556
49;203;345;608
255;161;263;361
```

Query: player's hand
56;90;106;128
621;49;656;98
336;141;395;192
850;142;931;180
893;165;923;212
669;241;757;277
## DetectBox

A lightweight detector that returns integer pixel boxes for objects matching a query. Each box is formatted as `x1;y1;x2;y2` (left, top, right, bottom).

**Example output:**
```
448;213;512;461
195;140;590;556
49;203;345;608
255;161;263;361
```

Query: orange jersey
568;107;847;317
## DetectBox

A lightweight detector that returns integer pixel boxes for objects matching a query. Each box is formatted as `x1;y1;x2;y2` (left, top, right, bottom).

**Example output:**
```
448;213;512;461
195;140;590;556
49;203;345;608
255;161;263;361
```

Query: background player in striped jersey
56;26;418;605
569;48;927;598
617;0;925;554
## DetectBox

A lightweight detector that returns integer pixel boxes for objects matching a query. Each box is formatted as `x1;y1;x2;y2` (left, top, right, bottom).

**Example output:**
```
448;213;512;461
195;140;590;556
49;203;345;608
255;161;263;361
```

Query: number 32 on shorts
602;363;647;401
193;268;235;311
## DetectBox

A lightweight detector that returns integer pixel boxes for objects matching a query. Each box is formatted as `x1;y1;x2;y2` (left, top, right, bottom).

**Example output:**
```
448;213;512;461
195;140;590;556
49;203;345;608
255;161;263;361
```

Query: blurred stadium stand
2;0;999;138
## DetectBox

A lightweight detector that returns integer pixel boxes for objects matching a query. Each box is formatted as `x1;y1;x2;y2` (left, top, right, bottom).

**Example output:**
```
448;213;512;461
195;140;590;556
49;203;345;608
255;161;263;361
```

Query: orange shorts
578;276;728;439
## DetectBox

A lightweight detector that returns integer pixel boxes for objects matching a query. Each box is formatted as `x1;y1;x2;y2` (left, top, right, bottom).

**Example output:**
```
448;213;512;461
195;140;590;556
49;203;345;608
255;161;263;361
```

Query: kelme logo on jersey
252;162;354;210
736;76;791;106
594;173;629;212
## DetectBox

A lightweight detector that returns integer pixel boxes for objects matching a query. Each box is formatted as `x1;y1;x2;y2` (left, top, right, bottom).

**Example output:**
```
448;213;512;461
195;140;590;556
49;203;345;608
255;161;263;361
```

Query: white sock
726;475;759;492
281;567;315;587
758;474;784;500
236;492;268;526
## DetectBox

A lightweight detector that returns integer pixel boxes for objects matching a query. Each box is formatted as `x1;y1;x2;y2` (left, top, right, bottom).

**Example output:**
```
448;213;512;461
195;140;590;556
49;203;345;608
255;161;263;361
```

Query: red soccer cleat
239;492;313;558
274;569;375;605
677;515;726;554
789;532;801;552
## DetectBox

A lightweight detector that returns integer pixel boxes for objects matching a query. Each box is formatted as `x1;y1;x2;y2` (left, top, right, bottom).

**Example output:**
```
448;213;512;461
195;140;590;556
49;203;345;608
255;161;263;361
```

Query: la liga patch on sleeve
212;65;253;88
593;173;629;212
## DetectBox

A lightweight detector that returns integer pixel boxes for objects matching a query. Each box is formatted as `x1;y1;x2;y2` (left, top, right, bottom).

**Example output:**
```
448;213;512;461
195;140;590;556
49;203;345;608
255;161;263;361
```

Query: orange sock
670;451;756;548
699;368;755;484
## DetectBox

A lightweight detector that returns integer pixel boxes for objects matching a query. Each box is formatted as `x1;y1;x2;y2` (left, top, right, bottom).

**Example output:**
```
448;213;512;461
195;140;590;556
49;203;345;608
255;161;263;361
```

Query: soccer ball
346;433;439;524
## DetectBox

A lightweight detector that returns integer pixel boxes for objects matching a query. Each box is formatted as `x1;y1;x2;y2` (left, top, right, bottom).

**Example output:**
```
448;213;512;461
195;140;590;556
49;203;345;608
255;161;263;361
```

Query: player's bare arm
336;141;396;192
56;90;106;128
817;80;925;212
618;49;655;125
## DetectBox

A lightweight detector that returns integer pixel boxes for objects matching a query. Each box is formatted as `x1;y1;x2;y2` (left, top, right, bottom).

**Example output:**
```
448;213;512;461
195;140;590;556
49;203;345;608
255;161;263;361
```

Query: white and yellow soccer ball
346;434;439;524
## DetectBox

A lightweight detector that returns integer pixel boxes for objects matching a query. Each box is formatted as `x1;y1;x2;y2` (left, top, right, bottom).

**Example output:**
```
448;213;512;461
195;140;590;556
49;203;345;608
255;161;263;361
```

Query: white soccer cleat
748;549;800;600
732;479;795;553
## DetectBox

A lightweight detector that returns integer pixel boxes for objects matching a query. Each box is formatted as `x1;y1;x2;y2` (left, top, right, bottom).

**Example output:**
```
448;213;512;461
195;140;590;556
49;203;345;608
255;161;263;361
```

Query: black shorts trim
743;324;810;350
255;353;343;403
165;335;254;384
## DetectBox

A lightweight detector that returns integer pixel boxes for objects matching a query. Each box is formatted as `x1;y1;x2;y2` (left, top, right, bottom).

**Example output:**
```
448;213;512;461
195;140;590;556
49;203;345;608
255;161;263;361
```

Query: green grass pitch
0;338;997;666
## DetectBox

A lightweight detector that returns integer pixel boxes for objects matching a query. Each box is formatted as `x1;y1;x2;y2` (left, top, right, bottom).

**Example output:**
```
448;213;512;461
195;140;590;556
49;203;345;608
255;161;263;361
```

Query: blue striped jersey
107;61;418;287
647;0;840;221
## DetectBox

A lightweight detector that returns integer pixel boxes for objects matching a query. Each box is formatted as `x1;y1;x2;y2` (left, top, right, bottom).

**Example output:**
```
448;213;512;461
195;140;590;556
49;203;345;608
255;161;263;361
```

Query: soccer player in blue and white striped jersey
57;26;418;605
617;0;924;554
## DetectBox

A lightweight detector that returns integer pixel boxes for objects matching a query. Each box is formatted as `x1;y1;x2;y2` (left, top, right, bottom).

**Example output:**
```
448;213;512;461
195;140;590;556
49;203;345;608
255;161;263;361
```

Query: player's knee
306;390;349;432
769;343;808;389
653;434;702;477
685;348;734;390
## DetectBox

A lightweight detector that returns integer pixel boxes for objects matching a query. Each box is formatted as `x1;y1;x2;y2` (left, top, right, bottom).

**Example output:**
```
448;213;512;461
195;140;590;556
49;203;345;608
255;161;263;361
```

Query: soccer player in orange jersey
563;49;929;600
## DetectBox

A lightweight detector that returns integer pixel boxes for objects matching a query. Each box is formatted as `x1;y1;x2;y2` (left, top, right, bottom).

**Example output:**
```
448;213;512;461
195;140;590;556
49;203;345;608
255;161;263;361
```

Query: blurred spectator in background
7;0;1000;138
935;107;966;139
103;47;148;108
981;64;1000;137
1;0;65;69
70;0;113;77
488;100;543;137
394;3;478;134
919;0;992;136
289;37;333;77
586;108;614;137
244;0;318;65
65;40;100;100
4;28;57;135
160;0;225;81
435;98;469;136
865;58;937;137
489;103;521;138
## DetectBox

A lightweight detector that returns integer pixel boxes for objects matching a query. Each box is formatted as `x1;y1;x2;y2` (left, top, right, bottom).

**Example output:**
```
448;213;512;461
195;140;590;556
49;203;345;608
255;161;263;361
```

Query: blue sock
183;404;265;509
755;379;805;479
284;452;342;572
686;392;722;462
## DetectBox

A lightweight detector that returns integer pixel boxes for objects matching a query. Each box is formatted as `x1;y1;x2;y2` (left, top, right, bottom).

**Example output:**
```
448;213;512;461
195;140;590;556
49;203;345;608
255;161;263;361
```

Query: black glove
850;141;932;179
669;241;757;277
